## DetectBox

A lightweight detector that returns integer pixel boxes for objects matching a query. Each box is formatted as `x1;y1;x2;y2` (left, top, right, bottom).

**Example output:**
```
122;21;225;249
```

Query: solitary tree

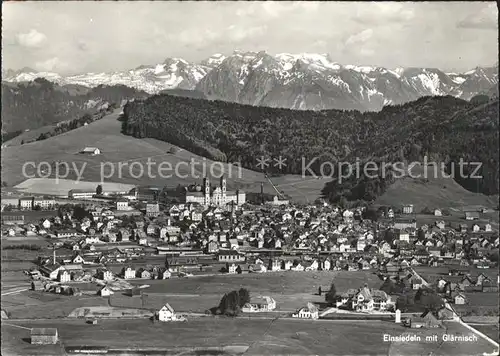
96;184;103;195
318;286;322;296
325;282;337;305
238;288;250;307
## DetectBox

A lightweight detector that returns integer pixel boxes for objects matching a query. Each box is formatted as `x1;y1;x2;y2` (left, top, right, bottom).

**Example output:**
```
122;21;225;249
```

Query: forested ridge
121;93;499;203
1;78;149;133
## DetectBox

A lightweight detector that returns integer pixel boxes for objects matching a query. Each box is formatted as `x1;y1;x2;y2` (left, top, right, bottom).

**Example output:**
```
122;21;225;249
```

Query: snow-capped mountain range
3;50;498;111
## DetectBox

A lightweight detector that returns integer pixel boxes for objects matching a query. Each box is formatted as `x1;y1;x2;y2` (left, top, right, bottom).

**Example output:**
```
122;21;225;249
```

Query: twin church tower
185;175;246;207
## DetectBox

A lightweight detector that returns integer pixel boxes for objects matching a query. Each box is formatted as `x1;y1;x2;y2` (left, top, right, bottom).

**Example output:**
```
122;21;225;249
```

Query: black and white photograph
1;1;499;355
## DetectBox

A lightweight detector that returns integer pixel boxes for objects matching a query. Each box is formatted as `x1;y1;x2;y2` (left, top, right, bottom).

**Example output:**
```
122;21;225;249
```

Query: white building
99;286;114;297
122;267;136;279
228;263;238;274
33;197;55;210
116;199;129;211
292;303;319;320
81;147;101;155
242;296;276;312
266;196;290;206
402;204;414;214
58;270;71;283
19;197;34;210
68;190;95;199
157;303;185;322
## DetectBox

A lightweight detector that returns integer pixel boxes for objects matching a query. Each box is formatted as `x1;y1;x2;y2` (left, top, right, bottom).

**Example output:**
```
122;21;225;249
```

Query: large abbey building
185;176;246;207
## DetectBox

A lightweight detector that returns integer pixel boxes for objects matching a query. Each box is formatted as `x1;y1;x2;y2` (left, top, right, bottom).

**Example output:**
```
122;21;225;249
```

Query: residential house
351;285;374;311
157;303;180;322
122;267;136;279
71;254;86;264
118;228;130;242
228;263;238;274
98;286;115;297
146;202;160;217
465;212;479;221
242;296;276;312
454;293;467;305
41;219;51;229
292;303;319;320
458;224;468;233
96;268;113;281
58;269;71;283
137;268;151;279
436;221;446;230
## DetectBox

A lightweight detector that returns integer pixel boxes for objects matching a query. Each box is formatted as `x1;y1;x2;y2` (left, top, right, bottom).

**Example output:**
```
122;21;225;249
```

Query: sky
2;1;498;75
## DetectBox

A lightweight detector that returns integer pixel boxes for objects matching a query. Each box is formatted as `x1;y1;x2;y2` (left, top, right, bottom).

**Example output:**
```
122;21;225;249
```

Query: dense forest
121;93;499;203
1;78;149;133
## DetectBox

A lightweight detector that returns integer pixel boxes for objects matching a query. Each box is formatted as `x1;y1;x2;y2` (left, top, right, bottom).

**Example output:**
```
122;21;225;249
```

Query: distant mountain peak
2;51;497;111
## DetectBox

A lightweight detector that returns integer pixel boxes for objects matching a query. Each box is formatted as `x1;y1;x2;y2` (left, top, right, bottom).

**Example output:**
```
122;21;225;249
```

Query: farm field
1;210;59;223
1;238;48;291
130;270;384;294
374;165;499;213
108;271;384;312
2;318;496;356
472;324;499;343
14;178;136;197
387;320;498;356
1;290;110;319
453;292;499;317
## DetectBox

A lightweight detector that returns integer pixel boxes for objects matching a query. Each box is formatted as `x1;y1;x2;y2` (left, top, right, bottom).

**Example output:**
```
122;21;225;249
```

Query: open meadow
375;165;499;213
1;210;59;224
14;179;136;197
2;318;496;356
110;271;384;312
1;290;110;320
472;324;499;343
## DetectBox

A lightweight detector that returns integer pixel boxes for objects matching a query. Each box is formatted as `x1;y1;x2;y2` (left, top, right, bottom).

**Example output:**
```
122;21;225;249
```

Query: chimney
53;248;56;265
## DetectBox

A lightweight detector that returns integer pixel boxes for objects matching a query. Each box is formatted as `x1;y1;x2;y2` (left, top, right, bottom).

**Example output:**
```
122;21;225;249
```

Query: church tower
220;175;227;206
203;176;210;206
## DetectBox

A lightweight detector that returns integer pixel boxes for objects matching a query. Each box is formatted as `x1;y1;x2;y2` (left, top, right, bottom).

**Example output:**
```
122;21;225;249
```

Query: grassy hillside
1;109;326;202
374;165;499;212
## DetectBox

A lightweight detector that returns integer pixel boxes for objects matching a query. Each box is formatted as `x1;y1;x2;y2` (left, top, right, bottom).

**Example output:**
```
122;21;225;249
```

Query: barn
30;328;58;344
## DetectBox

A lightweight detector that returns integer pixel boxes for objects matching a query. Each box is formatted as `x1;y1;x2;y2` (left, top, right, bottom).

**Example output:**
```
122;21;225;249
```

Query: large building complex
185;176;245;207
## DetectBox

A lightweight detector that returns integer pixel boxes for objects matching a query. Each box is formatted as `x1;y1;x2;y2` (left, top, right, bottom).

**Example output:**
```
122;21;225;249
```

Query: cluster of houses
436;270;498;304
3;192;498;315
